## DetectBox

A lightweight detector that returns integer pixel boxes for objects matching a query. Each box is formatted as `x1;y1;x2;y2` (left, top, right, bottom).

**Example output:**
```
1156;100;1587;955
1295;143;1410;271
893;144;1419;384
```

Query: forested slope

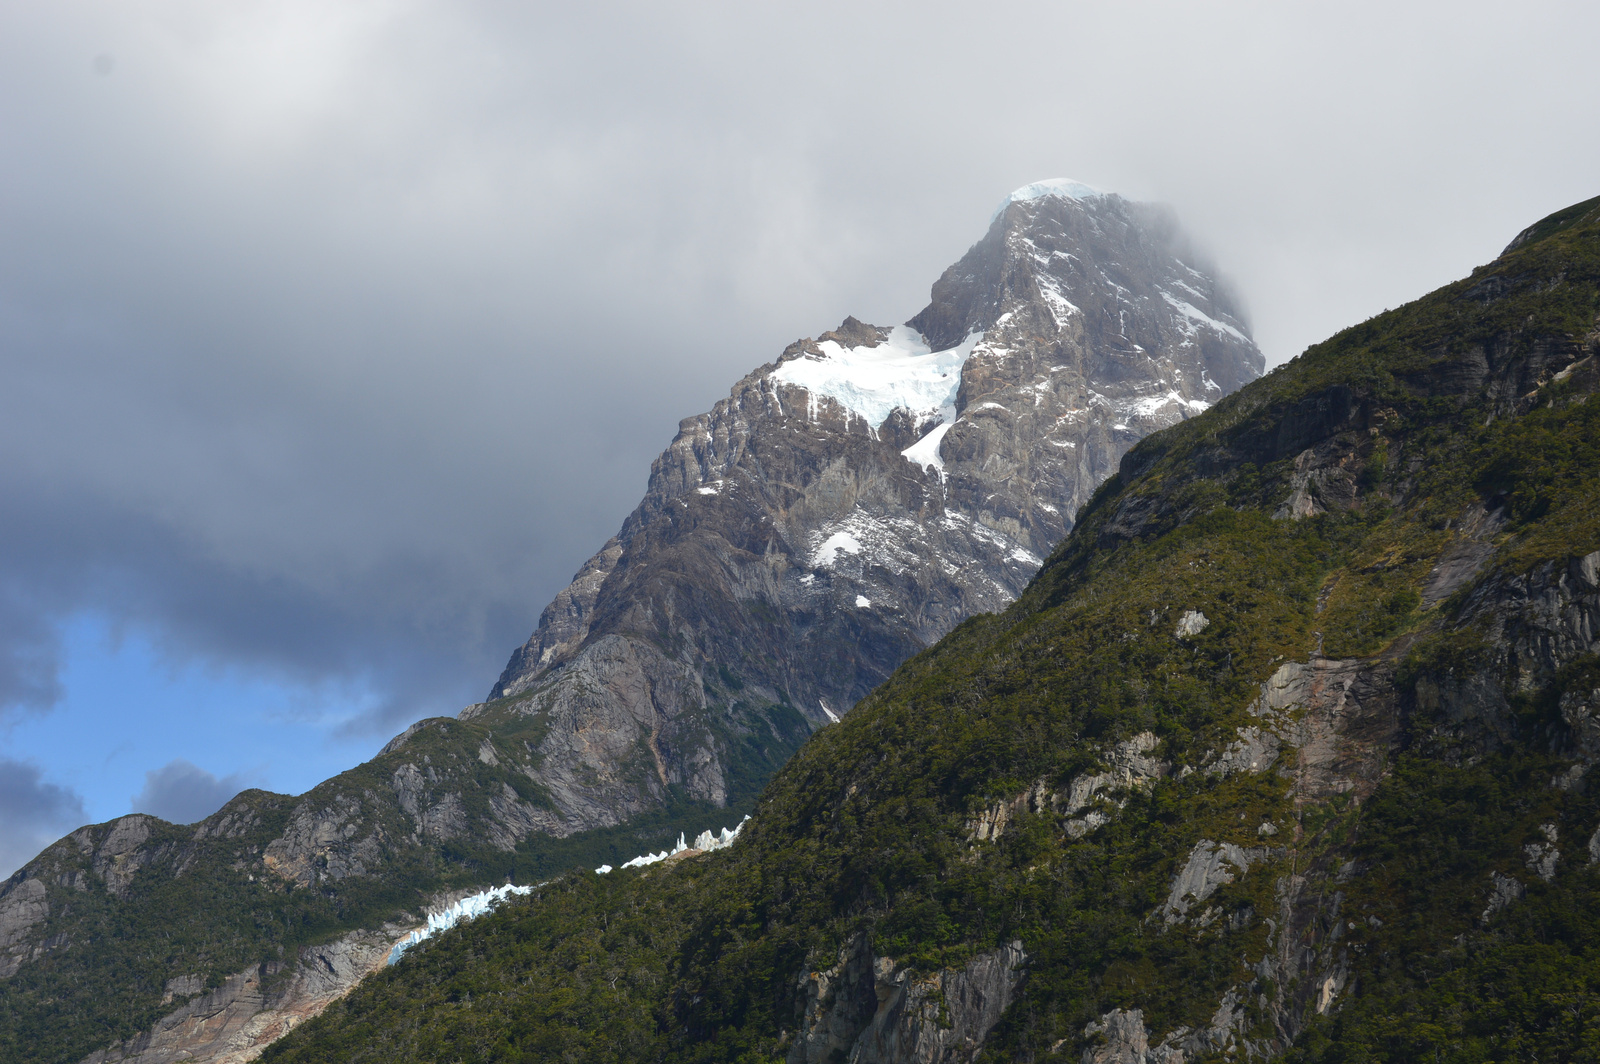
266;194;1600;1063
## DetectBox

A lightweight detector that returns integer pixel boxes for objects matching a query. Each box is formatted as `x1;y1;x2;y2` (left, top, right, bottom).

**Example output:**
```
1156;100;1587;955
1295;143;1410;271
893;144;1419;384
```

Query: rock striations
485;178;1262;833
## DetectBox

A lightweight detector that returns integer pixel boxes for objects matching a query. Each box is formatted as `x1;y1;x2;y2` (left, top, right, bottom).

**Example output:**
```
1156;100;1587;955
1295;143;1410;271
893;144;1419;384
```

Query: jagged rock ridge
485;178;1263;834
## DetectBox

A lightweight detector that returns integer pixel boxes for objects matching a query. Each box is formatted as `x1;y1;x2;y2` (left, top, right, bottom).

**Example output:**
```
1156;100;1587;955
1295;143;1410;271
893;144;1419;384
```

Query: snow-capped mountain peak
992;177;1112;221
486;183;1263;837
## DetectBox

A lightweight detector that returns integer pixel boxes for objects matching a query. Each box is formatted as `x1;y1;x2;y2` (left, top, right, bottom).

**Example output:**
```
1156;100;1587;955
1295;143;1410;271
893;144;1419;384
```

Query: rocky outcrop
87;815;158;897
1159;840;1276;926
967;732;1168;842
788;932;1027;1064
2;815;177;978
0;876;49;978
1080;991;1282;1064
1413;548;1600;761
79;926;398;1064
1230;657;1404;807
468;634;731;828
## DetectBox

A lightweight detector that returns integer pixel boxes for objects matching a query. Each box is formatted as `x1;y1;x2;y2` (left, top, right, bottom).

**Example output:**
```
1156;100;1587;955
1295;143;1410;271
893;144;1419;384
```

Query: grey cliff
486;184;1263;836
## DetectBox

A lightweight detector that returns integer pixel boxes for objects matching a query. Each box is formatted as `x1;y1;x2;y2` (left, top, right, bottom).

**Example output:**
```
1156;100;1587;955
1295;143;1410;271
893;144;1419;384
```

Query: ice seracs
389;816;751;964
387;882;533;964
603;816;749;872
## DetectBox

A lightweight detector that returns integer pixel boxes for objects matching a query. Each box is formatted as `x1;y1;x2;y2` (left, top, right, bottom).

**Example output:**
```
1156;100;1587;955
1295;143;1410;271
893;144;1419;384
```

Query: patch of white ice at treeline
600;816;750;874
387;816;752;963
771;326;980;430
388;882;533;965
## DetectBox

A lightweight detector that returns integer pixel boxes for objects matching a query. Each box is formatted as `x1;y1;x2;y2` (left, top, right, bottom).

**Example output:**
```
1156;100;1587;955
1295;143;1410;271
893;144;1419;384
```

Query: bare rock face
789;932;1027;1064
0;877;49;978
966;732;1169;843
487;181;1262;836
1159;840;1276;925
89;815;158;897
78;925;397;1064
1414;547;1600;759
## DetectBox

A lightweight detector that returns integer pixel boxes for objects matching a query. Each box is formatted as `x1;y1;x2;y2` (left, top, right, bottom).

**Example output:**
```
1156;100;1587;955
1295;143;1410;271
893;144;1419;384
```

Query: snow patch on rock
901;420;953;476
813;530;864;568
772;326;980;429
1160;290;1251;343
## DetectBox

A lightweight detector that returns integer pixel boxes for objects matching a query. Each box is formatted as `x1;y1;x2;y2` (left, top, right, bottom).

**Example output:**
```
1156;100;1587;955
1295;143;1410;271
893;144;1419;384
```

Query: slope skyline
4;1;1599;883
1;173;1264;878
476;180;1260;838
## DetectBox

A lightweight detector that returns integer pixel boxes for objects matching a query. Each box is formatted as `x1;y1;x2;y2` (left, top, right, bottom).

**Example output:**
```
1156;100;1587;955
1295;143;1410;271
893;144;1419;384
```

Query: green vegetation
14;195;1599;1064
268;865;707;1064
1286;753;1600;1063
0;691;804;1064
260;194;1600;1063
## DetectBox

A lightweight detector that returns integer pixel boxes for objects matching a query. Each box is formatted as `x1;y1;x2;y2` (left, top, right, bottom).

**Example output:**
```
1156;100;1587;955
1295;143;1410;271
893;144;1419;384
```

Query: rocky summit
0;181;1260;1064
486;178;1263;834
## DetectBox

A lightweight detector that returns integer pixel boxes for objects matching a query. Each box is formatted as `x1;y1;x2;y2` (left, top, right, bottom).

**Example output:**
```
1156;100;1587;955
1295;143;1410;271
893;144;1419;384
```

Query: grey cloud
0;1;1596;744
0;600;63;718
131;759;253;825
0;759;87;878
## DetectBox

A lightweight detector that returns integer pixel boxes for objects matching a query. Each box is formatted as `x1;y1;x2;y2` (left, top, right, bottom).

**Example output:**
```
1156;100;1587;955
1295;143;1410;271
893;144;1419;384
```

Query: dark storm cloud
0;759;88;876
131;759;252;825
0;0;1596;754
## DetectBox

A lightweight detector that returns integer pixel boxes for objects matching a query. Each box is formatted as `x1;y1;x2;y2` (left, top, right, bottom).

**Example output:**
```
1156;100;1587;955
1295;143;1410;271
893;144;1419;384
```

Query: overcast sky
2;0;1596;877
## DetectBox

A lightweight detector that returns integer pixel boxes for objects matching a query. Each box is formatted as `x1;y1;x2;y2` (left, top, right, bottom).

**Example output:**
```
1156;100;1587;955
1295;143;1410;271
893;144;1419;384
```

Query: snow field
771;326;979;430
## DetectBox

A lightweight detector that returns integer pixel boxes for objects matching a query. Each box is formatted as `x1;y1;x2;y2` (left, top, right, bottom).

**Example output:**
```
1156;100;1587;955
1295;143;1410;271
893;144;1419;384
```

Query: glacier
606;816;749;872
387;816;750;965
771;326;979;429
387;882;534;964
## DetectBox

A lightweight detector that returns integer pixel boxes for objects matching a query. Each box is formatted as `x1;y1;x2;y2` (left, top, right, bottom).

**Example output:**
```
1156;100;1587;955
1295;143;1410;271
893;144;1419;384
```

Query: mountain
485;178;1261;832
0;181;1261;1064
257;193;1600;1064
